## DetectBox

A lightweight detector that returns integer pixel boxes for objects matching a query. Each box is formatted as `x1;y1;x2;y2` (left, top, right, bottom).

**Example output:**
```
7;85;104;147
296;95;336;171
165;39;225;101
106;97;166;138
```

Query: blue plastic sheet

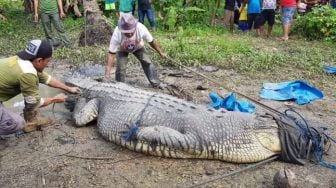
323;65;336;74
209;92;255;113
259;80;323;105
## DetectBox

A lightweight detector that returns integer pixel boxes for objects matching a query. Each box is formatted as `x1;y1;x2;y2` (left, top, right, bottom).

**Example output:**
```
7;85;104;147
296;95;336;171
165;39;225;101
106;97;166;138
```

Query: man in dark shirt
224;0;239;32
137;0;156;31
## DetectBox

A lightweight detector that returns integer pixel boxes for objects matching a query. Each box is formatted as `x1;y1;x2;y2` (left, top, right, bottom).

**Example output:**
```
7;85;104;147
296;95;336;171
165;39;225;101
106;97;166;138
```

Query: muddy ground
0;61;335;188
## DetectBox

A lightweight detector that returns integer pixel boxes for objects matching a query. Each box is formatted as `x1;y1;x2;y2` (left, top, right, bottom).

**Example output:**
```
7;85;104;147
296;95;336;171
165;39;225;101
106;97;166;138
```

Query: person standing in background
105;0;117;18
332;0;336;8
34;0;71;47
224;0;238;32
242;0;261;36
257;0;276;37
117;0;136;16
238;4;249;31
138;0;156;31
279;0;296;41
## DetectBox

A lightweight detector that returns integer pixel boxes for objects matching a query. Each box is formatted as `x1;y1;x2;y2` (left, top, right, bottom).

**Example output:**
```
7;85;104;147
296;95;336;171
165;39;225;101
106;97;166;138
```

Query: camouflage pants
0;103;25;135
40;12;71;47
115;47;160;87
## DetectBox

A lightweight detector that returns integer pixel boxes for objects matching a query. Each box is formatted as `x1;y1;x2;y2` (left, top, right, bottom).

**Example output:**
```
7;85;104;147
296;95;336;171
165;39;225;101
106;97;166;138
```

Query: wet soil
1;61;335;188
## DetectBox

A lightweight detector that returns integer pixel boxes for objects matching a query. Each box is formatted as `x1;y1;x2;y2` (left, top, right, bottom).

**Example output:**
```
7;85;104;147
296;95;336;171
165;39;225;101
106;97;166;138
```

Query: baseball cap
118;14;138;33
17;39;53;60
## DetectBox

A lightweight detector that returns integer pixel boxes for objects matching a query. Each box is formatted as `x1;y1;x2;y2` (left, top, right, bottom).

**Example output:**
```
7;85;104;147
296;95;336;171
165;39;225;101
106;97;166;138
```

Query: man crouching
0;39;80;135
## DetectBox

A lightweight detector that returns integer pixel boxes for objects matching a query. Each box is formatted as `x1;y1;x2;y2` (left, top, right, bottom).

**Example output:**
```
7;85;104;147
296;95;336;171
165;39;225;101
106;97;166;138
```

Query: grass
1;2;336;94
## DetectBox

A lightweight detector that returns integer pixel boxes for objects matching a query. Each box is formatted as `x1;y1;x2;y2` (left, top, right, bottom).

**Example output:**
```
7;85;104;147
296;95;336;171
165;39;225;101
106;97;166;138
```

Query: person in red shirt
279;0;296;41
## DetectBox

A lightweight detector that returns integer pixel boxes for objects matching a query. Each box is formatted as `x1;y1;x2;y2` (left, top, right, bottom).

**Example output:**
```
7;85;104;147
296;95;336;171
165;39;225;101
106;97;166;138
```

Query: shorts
105;3;116;11
258;9;275;26
238;21;249;31
247;13;261;30
281;6;296;25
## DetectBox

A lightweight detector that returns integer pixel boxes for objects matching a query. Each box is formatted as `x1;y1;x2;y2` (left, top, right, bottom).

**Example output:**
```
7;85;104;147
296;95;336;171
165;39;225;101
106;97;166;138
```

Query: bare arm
38;77;80;107
47;77;80;93
241;0;247;10
104;52;116;79
40;93;67;107
149;39;166;58
33;0;38;22
57;0;66;18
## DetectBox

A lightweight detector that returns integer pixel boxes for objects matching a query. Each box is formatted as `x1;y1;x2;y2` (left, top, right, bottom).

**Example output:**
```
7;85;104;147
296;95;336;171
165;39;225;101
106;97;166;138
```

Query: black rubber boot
142;63;161;87
115;52;129;82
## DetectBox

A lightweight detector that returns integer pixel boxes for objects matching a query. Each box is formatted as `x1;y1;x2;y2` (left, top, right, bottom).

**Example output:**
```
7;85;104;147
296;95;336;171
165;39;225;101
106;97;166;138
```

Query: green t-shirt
0;56;50;108
118;0;135;12
39;0;59;14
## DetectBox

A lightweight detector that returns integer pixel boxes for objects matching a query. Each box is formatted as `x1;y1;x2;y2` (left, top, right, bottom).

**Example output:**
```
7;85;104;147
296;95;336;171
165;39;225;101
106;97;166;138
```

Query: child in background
238;5;248;31
234;1;241;25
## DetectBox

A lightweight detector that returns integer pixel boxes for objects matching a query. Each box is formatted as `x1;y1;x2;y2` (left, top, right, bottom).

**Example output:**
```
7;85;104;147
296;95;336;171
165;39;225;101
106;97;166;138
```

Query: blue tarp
259;80;323;105
323;65;336;74
209;92;255;113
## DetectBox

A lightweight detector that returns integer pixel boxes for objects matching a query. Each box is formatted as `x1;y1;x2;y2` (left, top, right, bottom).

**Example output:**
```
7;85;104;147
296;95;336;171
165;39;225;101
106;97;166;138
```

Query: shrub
292;5;336;41
163;6;206;31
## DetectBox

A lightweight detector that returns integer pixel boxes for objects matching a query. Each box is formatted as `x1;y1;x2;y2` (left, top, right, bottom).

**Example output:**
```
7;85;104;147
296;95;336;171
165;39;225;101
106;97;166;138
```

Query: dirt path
1;62;335;188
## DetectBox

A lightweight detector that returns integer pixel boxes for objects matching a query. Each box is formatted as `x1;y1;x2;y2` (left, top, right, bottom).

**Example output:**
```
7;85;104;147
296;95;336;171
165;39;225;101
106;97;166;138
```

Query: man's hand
34;14;38;22
60;12;66;19
53;93;68;103
159;52;167;59
68;87;81;94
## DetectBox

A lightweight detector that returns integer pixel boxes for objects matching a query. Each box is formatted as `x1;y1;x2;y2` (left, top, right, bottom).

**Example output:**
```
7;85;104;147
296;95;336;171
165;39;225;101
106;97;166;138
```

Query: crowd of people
1;0;335;135
0;0;165;135
224;0;336;40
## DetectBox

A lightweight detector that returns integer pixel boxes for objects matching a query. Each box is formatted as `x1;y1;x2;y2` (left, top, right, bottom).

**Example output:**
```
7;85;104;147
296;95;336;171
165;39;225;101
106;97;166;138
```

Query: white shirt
108;22;153;53
262;0;276;9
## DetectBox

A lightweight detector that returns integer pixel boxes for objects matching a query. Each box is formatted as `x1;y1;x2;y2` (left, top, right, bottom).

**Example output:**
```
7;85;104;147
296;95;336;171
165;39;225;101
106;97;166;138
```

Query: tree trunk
211;0;220;26
79;0;113;46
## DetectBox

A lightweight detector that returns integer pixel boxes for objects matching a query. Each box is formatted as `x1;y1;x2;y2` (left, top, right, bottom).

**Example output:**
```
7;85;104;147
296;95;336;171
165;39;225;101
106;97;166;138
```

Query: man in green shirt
34;0;71;47
117;0;136;16
0;39;80;135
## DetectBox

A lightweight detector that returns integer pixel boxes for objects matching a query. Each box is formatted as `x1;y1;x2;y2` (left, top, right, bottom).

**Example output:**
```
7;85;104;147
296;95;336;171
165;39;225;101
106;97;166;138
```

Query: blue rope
284;108;336;170
122;94;156;141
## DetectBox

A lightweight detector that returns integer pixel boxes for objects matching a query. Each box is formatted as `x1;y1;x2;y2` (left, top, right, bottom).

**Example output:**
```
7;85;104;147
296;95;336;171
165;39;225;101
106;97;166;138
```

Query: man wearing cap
104;14;166;87
0;39;80;135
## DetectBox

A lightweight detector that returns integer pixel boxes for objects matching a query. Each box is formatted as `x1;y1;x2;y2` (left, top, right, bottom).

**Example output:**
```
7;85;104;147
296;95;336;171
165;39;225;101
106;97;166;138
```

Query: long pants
40;12;71;47
138;8;156;29
0;103;25;135
115;47;160;87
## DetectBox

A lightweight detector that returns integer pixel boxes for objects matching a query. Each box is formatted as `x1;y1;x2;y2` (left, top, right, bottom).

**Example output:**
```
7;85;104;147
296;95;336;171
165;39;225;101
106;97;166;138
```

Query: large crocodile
64;66;330;164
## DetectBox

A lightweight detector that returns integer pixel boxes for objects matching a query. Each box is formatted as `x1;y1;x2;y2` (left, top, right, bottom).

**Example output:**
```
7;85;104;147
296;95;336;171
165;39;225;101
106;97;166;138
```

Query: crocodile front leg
73;98;100;126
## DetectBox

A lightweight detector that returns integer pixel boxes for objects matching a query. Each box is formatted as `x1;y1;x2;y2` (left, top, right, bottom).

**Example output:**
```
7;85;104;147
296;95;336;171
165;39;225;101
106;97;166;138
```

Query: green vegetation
292;6;336;41
0;1;335;89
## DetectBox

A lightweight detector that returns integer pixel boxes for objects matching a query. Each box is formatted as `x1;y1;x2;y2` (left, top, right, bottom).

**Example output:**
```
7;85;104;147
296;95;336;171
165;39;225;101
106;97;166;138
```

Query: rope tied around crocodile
122;94;156;141
275;108;336;170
